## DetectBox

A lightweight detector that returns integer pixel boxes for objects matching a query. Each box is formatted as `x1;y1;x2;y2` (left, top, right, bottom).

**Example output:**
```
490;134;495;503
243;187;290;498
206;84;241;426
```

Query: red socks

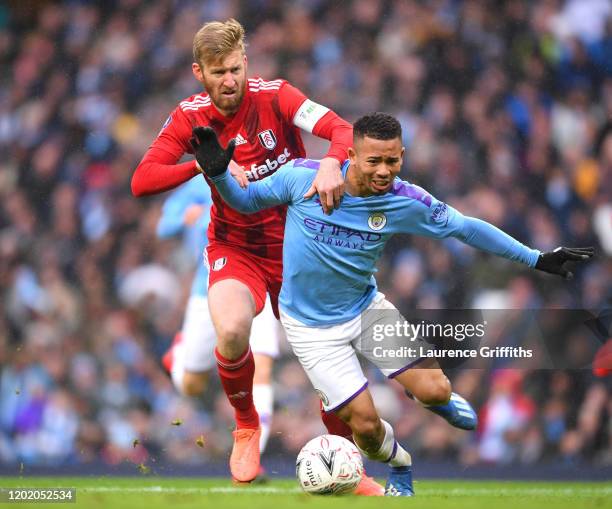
215;347;364;438
215;347;259;429
320;400;353;440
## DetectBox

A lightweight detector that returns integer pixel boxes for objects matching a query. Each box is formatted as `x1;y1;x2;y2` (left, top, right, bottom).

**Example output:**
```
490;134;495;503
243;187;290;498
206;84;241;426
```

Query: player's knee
182;372;208;397
415;374;451;406
215;320;251;358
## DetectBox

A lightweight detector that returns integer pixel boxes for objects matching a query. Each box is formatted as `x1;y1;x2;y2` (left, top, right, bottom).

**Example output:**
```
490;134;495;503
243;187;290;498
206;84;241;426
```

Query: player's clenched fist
190;126;235;178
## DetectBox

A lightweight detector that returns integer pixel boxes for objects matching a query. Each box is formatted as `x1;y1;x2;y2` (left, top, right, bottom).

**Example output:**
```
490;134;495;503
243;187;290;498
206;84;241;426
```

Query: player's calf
318;401;383;496
399;368;452;406
336;391;414;497
394;367;476;430
344;410;385;454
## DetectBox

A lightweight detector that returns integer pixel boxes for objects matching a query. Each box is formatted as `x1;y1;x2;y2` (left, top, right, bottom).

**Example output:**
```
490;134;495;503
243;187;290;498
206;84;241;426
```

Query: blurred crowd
1;0;611;469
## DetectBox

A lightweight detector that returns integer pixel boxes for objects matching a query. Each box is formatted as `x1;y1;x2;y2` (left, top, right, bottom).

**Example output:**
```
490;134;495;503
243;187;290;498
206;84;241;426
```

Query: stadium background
0;0;610;476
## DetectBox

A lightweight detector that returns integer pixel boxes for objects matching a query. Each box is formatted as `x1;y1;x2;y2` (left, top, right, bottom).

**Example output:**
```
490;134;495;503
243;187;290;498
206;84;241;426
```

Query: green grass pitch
0;477;610;509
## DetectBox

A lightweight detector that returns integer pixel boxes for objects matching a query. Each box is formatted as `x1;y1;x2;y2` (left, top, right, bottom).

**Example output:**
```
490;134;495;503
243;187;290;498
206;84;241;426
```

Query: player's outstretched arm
451;215;541;266
400;186;594;277
449;215;594;278
191;127;292;214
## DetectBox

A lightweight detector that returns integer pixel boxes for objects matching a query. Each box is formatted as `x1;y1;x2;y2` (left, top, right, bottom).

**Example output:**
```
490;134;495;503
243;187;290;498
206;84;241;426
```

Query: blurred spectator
0;0;610;468
478;370;535;463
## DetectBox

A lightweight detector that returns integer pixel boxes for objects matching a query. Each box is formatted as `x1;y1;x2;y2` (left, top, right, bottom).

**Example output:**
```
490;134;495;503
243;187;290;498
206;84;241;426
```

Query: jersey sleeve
131;106;201;196
278;82;352;163
156;177;212;238
396;181;540;267
210;161;310;213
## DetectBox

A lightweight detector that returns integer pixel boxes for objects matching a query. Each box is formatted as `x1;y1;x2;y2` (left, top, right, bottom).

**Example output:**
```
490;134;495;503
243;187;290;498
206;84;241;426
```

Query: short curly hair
353;112;402;142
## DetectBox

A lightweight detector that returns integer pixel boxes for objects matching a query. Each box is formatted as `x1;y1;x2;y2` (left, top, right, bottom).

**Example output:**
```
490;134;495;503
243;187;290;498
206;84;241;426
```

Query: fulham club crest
258;129;277;150
212;257;227;271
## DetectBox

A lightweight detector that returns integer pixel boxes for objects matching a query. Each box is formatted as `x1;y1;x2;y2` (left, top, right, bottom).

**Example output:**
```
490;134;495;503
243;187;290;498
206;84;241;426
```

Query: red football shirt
132;77;352;260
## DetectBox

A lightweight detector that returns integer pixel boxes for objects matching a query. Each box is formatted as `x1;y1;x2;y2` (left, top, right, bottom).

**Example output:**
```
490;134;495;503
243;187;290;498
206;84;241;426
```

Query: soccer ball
296;434;363;495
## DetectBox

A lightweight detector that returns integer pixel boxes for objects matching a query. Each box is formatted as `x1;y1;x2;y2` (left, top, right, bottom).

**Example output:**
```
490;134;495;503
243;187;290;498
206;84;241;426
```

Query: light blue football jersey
156;176;212;297
212;159;539;325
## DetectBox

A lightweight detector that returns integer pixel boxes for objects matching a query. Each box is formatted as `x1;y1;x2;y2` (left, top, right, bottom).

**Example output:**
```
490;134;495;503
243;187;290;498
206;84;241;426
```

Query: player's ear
192;62;204;84
348;146;357;165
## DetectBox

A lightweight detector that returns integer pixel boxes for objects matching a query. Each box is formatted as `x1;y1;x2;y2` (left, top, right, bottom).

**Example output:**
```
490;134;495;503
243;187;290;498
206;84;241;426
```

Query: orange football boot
354;472;385;496
230;427;261;482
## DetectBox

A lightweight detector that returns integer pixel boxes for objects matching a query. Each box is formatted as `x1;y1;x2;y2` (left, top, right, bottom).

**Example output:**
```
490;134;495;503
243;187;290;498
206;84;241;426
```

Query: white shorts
250;296;282;359
181;294;281;372
280;292;422;412
182;294;216;372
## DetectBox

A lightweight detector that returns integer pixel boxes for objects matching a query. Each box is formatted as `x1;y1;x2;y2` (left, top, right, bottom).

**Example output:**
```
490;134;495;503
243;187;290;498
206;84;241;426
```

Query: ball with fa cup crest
296;434;364;495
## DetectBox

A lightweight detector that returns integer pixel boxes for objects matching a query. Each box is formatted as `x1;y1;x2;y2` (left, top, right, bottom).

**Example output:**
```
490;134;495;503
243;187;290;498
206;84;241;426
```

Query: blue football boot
427;392;478;430
384;465;414;497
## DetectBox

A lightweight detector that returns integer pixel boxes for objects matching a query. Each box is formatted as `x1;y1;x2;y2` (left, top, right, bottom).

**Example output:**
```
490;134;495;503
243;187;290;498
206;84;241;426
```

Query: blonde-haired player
133;19;383;493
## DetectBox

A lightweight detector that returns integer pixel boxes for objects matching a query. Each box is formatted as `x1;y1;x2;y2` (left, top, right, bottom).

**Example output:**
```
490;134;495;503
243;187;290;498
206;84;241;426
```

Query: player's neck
345;164;373;197
215;104;240;117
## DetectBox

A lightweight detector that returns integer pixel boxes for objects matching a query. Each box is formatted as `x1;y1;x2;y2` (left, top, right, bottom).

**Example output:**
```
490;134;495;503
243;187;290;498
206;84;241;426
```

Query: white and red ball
296;434;363;495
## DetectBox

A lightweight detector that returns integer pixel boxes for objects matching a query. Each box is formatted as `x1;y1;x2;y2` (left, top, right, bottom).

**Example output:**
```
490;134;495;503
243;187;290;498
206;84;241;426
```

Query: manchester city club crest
257;129;277;150
368;212;387;231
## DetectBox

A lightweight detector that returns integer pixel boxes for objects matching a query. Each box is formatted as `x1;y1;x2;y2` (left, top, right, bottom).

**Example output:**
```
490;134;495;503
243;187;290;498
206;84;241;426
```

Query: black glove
190;126;235;178
535;246;594;279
